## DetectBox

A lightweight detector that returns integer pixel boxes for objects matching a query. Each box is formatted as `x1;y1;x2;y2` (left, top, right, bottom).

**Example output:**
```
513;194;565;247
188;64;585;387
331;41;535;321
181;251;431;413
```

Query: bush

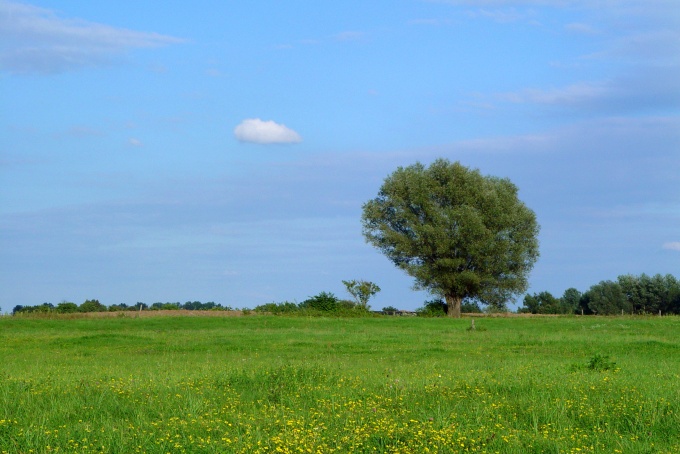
382;306;399;312
56;302;78;314
254;302;300;314
416;299;447;317
79;299;106;313
299;292;340;312
150;302;180;311
12;303;54;315
461;301;483;313
338;299;357;310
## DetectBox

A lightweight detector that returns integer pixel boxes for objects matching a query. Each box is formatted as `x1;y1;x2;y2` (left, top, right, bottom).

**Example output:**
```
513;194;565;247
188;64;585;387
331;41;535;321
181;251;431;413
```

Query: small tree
561;288;582;314
342;280;381;310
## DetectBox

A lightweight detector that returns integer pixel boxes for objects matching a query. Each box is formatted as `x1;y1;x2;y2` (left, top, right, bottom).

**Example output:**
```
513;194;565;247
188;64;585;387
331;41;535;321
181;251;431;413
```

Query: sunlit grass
1;315;679;452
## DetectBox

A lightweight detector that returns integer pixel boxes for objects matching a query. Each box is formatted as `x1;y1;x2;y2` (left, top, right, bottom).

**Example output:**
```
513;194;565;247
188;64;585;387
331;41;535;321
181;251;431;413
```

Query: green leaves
342;280;381;310
362;159;540;317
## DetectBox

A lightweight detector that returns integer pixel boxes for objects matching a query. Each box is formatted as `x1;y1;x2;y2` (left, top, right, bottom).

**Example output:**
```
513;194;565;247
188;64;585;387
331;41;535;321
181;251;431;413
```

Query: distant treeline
11;272;680;317
519;273;680;315
11;300;236;315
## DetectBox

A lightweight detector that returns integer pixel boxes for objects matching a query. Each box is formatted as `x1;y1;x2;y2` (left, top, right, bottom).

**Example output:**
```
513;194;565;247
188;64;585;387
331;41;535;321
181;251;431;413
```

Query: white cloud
564;22;600;34
233;118;302;145
127;138;142;147
499;81;610;105
663;242;680;252
468;8;531;23
333;31;365;42
0;0;184;74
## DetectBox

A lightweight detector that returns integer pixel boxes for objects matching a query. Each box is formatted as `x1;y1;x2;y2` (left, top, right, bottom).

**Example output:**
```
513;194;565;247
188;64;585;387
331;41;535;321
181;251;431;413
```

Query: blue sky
1;0;678;312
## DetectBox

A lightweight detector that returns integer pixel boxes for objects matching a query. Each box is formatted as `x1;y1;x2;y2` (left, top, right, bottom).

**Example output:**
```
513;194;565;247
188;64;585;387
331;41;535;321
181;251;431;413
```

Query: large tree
361;159;540;317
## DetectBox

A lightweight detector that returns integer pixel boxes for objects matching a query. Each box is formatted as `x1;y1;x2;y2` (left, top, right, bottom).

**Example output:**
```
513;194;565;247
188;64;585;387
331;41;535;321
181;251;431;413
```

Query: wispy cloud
608;30;680;64
495;65;680;112
58;126;104;138
663;242;680;252
333;31;366;42
0;0;184;74
233;119;302;145
564;22;600;35
467;8;534;23
499;81;608;105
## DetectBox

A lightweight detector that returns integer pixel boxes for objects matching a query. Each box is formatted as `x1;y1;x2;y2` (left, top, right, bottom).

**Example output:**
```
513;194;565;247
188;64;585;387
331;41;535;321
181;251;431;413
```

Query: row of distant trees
11;300;236;315
519;273;680;315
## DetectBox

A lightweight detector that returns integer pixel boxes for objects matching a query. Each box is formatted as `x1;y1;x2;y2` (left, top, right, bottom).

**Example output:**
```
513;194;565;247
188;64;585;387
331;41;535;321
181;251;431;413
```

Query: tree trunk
445;295;462;318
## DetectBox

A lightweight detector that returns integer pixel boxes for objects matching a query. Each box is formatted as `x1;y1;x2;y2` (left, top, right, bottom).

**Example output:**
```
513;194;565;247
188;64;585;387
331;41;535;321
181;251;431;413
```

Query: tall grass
1;315;679;453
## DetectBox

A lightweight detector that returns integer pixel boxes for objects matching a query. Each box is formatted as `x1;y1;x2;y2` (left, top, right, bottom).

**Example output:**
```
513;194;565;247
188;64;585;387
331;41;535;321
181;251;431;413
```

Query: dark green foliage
79;299;106;313
362;159;540;317
416;298;482;315
416;299;447;317
13;303;54;314
181;301;220;310
299;292;340;312
55;302;78;314
585;281;631;315
254;302;300;314
11;300;236;315
561;288;581;314
530;274;680;316
519;291;574;314
587;354;616;372
569;354;617;372
381;306;399;312
461;301;483;313
151;302;180;310
338;299;359;310
617;273;680;314
12;303;67;314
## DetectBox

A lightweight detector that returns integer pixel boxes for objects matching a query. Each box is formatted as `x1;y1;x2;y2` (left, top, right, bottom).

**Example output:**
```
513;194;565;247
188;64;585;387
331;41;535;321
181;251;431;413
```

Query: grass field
1;314;679;453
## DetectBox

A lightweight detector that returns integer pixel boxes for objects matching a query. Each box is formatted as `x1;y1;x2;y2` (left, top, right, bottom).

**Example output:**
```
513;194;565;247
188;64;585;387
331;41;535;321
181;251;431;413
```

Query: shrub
254;302;300;314
416;299;447;317
56;302;78;314
79;299;106;313
587;354;616;372
337;299;357;310
461;301;483;313
299;292;339;312
150;302;180;311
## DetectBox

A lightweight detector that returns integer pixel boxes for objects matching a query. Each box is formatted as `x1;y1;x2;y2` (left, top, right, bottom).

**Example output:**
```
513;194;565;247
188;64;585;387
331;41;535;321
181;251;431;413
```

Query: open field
1;315;679;453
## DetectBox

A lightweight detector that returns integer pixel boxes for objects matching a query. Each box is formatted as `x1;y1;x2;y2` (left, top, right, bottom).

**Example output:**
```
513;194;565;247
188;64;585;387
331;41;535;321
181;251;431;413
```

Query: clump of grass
587;353;616;371
570;353;617;372
465;319;488;331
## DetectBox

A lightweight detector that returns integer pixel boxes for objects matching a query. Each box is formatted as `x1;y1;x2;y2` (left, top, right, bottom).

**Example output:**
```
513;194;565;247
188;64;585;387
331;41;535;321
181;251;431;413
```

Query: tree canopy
342;279;381;310
362;159;540;317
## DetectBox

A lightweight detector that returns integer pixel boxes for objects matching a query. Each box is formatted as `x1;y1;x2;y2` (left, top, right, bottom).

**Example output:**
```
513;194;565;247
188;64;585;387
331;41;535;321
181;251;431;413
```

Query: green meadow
1;314;679;453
